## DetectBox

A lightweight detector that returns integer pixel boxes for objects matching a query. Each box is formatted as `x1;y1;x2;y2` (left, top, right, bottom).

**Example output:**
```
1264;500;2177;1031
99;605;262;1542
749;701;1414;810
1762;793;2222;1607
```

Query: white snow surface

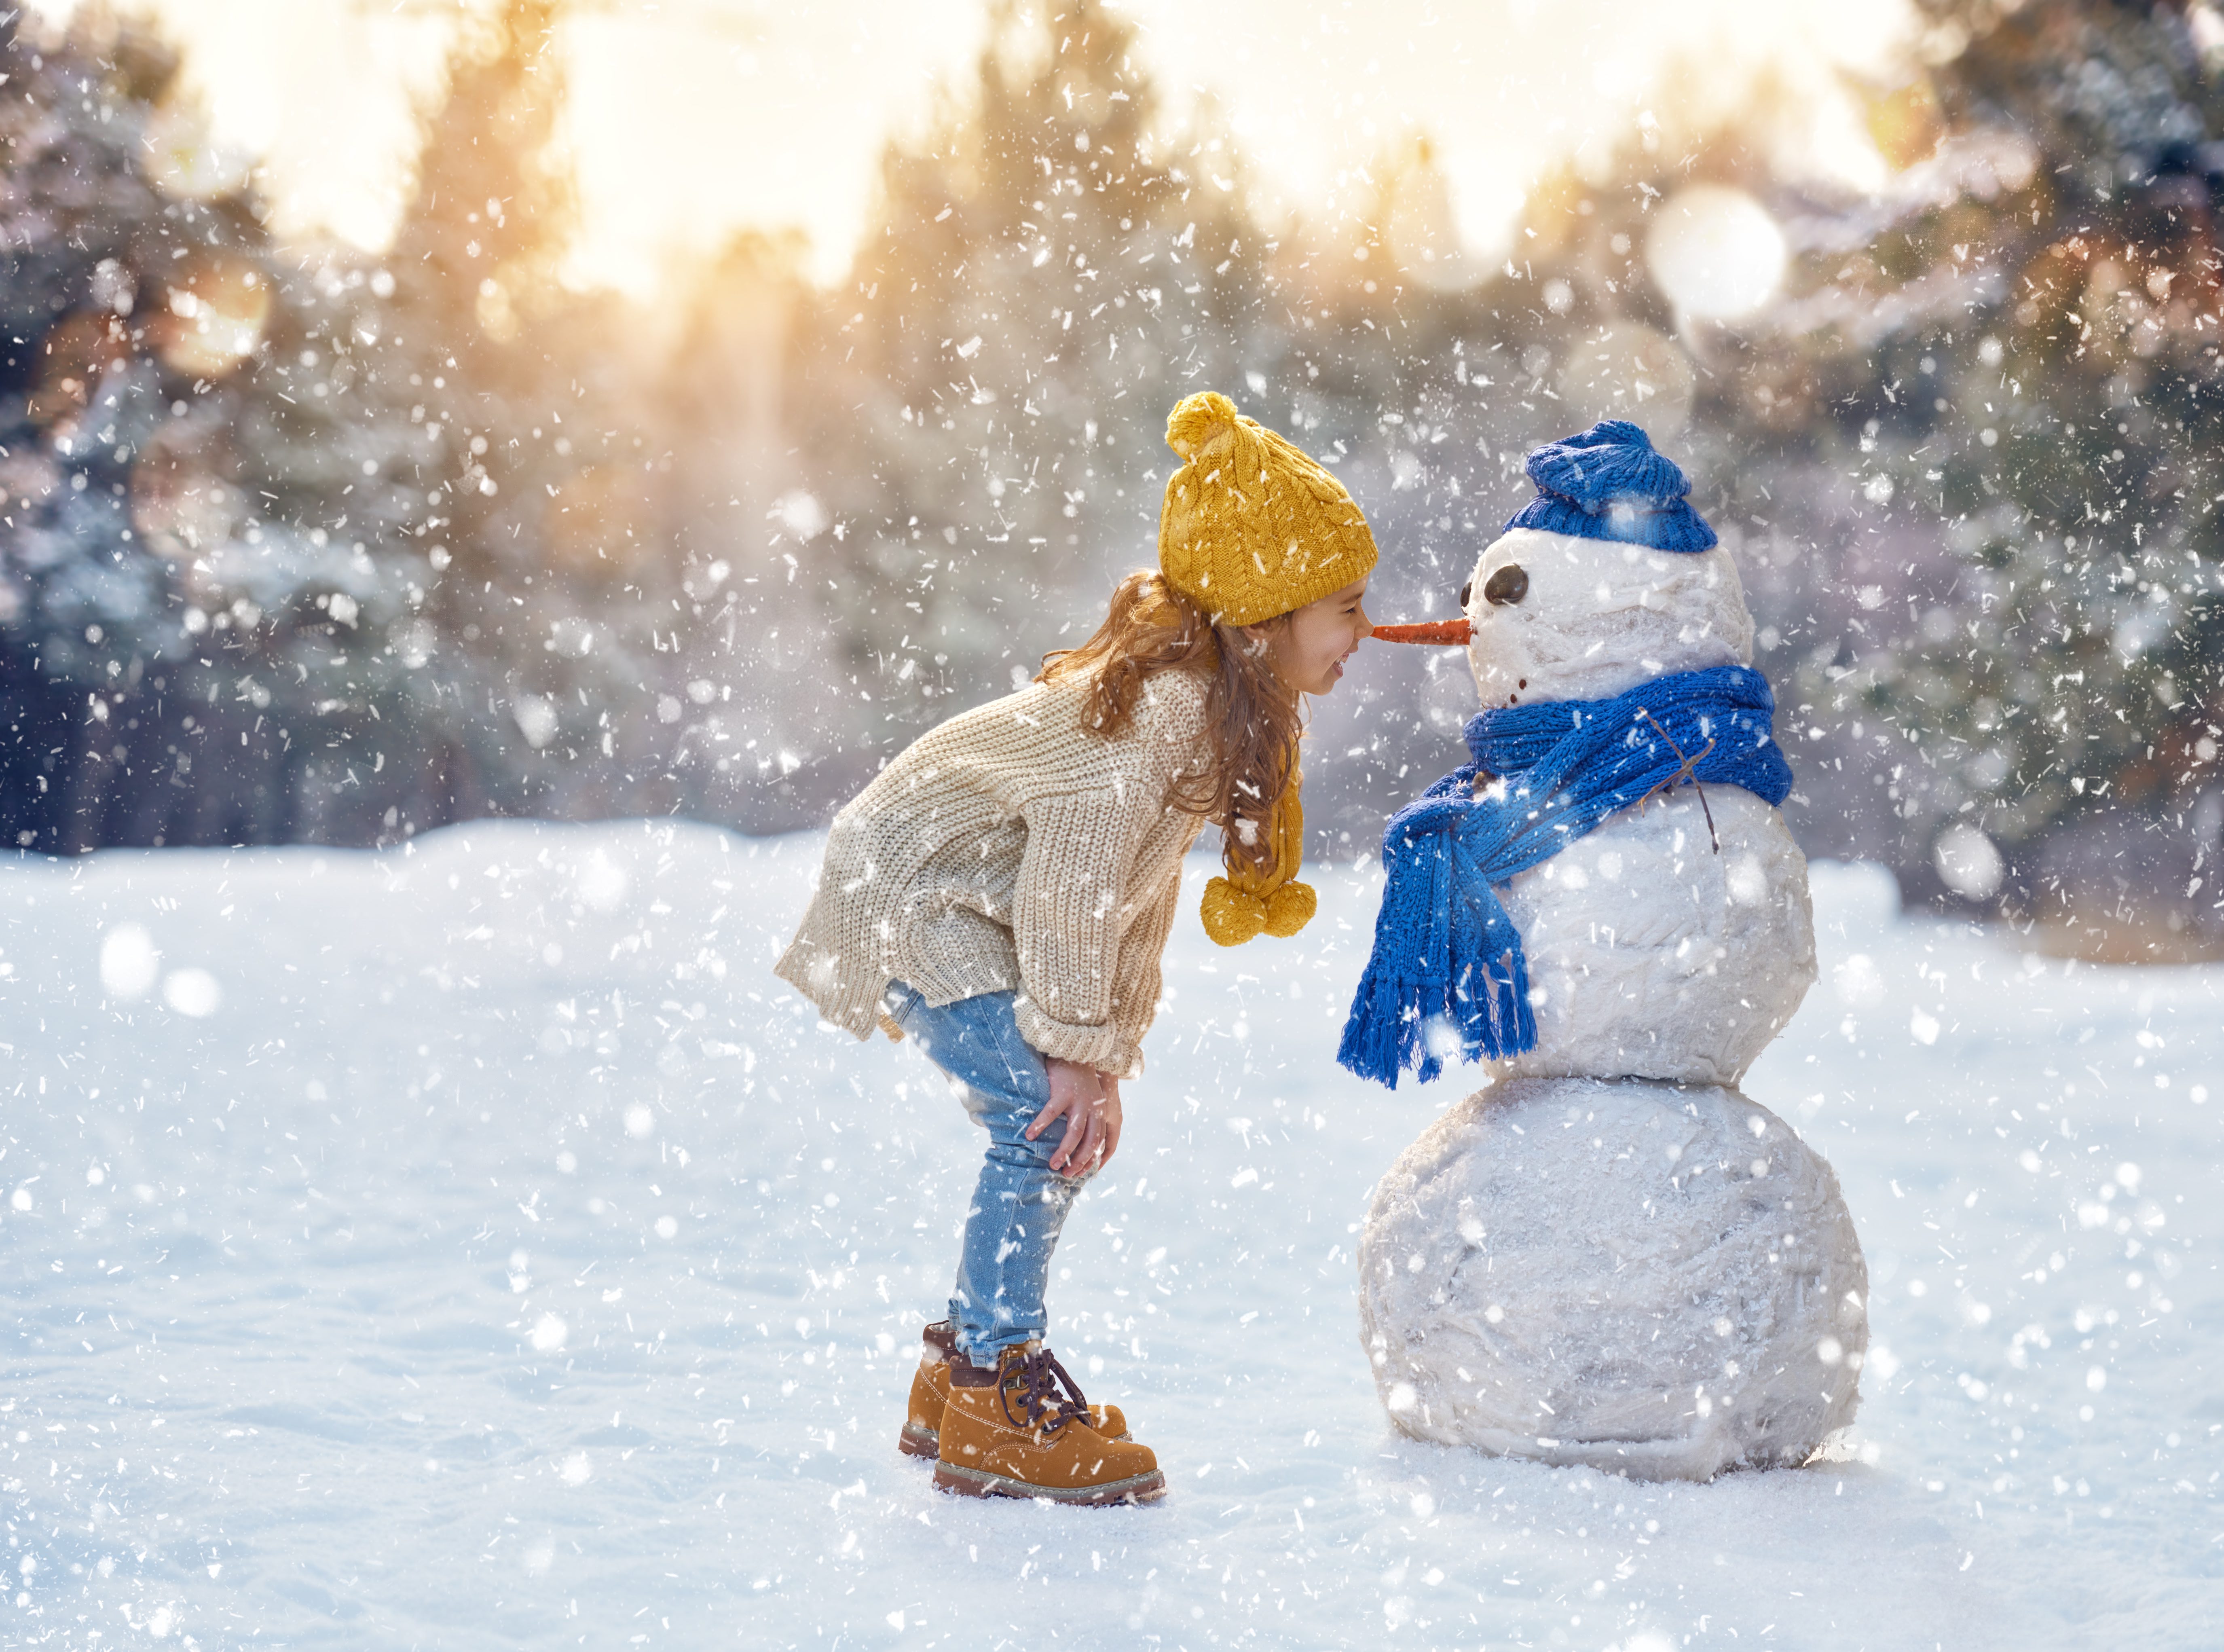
2;819;2221;1648
1463;529;1753;708
1493;787;1816;1089
1358;1076;1866;1480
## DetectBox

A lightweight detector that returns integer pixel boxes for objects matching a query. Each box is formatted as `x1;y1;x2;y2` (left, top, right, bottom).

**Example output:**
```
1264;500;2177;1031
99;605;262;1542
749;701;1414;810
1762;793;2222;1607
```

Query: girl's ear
1235;616;1285;654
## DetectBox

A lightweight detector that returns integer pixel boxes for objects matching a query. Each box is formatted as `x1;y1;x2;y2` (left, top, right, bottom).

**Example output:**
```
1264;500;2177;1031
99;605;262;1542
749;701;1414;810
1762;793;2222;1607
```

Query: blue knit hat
1503;420;1717;552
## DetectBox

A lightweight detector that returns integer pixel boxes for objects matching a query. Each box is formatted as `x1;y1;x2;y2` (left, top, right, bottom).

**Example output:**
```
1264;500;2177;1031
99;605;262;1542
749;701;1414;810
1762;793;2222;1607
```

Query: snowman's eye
1458;578;1473;609
1483;564;1529;606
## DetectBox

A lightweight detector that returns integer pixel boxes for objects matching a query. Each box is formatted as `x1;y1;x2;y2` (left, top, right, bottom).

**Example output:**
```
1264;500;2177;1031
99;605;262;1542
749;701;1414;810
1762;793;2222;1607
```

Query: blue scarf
1337;665;1793;1089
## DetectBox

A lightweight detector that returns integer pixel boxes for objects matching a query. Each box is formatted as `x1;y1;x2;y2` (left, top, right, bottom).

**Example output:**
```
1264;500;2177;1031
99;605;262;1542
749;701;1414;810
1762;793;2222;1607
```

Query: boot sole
932;1460;1167;1506
901;1421;1130;1462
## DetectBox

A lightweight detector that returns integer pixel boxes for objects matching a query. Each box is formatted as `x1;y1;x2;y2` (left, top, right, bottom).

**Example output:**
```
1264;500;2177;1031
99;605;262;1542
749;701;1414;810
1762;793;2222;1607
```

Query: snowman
1343;420;1868;1481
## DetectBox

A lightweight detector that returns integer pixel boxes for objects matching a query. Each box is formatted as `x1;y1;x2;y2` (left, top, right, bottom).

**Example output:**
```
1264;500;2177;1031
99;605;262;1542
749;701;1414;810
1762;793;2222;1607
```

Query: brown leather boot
898;1321;1127;1460
898;1321;958;1460
932;1343;1165;1506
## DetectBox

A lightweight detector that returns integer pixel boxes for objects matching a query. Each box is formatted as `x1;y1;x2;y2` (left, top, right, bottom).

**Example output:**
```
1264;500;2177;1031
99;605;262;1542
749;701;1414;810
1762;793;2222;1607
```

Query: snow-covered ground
2;819;2219;1650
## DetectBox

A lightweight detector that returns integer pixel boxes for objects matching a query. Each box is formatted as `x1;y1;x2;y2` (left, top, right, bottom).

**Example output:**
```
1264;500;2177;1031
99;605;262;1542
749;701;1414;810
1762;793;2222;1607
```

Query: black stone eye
1458;578;1472;609
1483;564;1529;606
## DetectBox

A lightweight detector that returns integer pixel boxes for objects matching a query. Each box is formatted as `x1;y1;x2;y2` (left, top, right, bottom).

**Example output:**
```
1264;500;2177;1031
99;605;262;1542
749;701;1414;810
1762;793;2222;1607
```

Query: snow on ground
1;819;2220;1650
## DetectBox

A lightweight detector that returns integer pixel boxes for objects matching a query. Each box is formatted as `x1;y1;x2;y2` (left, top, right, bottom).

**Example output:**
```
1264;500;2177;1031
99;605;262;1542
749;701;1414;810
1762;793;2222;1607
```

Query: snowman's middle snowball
1493;784;1816;1089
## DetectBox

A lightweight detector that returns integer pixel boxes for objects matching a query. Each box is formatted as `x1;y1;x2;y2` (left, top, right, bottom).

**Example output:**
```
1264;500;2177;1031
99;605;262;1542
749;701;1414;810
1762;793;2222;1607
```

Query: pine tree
377;0;684;816
389;0;572;370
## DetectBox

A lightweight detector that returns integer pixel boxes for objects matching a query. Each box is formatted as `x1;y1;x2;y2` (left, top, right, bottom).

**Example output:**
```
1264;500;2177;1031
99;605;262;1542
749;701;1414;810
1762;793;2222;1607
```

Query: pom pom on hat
1165;389;1239;462
1263;878;1317;935
1200;876;1271;946
1158;391;1378;626
1504;419;1718;553
1200;876;1317;946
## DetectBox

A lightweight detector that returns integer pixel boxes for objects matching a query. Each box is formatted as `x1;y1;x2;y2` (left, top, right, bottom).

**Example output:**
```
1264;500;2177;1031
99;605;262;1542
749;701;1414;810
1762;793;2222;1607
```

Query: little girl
776;391;1378;1505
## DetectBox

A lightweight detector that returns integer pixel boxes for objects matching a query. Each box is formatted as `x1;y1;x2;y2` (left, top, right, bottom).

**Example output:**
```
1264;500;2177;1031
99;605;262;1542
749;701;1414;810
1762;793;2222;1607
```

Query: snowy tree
374;0;689;821
1754;0;2224;936
0;2;708;850
0;10;462;850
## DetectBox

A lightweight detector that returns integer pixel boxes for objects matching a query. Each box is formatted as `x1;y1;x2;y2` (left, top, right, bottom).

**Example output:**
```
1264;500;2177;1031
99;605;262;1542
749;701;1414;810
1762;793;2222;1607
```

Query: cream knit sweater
774;668;1212;1078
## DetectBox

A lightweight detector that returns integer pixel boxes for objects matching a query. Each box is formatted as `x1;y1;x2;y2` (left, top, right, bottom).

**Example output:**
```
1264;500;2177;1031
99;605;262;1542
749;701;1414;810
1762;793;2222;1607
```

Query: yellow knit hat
1158;391;1378;625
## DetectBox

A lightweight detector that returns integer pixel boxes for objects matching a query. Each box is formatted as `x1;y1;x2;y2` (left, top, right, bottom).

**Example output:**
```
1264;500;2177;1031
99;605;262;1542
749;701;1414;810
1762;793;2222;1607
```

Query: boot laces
1000;1346;1092;1436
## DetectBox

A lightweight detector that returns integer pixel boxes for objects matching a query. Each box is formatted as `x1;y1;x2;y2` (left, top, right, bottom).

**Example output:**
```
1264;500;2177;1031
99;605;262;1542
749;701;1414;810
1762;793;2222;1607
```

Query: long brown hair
1038;570;1301;878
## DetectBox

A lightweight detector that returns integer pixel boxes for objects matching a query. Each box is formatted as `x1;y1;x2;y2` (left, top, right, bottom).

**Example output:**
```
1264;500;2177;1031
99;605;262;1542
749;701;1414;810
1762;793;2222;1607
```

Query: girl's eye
1483;564;1529;607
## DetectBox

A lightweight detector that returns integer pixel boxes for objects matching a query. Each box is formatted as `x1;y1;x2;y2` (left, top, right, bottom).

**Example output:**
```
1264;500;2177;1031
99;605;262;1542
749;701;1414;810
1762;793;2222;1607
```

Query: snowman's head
1461;422;1752;707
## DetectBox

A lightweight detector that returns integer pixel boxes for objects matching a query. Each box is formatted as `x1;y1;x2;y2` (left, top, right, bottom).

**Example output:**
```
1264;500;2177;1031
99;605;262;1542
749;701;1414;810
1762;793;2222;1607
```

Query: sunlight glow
23;0;1913;294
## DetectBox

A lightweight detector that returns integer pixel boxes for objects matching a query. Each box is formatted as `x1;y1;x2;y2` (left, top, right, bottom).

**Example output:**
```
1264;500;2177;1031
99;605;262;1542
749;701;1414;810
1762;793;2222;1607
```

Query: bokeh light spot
1646;184;1787;321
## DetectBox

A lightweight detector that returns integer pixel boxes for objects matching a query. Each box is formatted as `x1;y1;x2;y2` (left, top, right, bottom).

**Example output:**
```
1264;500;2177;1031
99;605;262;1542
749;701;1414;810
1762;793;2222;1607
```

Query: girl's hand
1032;1058;1123;1178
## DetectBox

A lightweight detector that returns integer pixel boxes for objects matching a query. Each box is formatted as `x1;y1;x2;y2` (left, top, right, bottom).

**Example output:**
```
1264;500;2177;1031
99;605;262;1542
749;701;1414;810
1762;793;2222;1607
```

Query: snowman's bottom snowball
1358;1076;1867;1481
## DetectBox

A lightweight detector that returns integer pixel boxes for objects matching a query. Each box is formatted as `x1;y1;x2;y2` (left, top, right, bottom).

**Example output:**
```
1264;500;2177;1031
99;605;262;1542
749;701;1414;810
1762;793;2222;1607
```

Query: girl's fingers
1055;1107;1100;1177
1025;1092;1070;1142
1076;1110;1102;1172
1050;1104;1088;1172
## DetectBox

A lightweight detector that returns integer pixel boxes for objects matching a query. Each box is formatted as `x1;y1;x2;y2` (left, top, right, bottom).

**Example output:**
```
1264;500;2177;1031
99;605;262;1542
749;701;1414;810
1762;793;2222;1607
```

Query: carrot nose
1369;619;1472;645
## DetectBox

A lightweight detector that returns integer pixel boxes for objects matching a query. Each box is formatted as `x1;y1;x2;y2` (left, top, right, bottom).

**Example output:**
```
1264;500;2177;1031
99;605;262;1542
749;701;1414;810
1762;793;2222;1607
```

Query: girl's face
1260;576;1372;696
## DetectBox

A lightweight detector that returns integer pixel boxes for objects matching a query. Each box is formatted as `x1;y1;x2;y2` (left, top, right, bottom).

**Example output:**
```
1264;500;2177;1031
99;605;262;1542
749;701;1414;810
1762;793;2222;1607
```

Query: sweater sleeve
1008;785;1144;1075
1104;856;1185;1076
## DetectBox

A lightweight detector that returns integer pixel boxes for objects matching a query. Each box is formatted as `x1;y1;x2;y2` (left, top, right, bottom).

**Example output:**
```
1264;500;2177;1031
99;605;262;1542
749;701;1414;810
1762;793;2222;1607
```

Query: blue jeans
882;981;1092;1363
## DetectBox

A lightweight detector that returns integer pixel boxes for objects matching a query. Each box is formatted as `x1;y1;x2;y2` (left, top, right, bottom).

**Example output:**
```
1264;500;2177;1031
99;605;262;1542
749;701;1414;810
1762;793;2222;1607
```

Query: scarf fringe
1336;947;1536;1087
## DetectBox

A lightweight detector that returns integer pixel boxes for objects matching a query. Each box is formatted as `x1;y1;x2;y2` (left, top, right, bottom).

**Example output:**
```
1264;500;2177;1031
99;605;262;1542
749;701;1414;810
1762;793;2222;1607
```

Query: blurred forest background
2;0;2221;956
